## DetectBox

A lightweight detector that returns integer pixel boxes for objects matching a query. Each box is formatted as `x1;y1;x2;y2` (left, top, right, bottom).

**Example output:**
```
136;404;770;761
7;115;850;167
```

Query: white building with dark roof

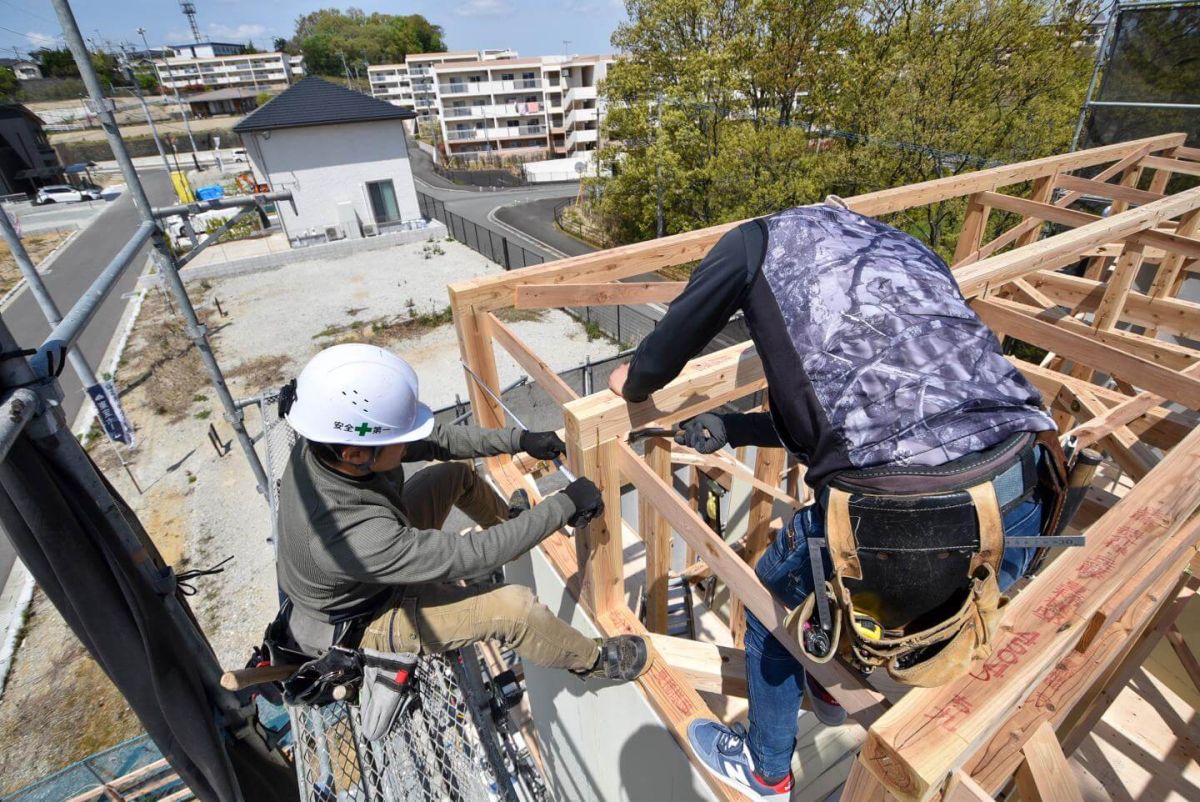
233;77;422;246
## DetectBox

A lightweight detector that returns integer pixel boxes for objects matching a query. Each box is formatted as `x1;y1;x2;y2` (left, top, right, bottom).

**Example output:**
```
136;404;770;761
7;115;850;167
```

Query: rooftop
184;87;262;102
233;77;416;133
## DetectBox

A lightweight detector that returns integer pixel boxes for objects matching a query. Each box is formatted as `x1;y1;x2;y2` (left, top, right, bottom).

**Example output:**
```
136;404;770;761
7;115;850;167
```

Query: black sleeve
721;412;783;448
622;222;763;402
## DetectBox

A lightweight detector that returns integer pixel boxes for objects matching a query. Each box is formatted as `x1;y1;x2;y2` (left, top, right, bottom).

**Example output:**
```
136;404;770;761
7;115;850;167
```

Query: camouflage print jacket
623;201;1055;492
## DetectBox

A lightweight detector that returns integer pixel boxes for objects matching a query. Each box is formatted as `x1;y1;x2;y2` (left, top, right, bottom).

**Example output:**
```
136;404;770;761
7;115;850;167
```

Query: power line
0;0;56;25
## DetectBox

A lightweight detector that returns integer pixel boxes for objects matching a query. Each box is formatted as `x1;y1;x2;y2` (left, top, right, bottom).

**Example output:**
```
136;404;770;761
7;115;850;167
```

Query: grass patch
494;308;546;324
192;393;208;403
0;231;71;296
193;410;211;420
224;353;290;392
118;292;216;423
314;306;456;348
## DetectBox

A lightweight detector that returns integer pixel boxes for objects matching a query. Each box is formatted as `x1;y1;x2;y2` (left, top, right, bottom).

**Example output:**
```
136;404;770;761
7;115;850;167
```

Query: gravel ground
0;234;618;791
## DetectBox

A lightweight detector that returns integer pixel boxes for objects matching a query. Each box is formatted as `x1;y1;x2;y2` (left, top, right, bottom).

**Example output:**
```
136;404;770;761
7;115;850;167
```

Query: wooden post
642;438;674;632
562;423;626;617
1013;172;1057;250
730;445;787;647
1071;240;1148;381
952;194;992;267
1014;722;1084;802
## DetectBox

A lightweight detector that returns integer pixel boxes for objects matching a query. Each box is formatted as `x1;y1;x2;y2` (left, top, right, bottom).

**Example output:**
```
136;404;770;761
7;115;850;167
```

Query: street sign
86;381;136;448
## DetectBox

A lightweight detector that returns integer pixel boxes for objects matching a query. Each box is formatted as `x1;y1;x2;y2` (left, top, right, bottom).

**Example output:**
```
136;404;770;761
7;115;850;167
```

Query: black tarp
0;436;297;802
1082;3;1200;148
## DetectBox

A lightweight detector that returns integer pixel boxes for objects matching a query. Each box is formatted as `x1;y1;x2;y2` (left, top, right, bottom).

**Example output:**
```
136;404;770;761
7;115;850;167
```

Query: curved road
0;169;174;596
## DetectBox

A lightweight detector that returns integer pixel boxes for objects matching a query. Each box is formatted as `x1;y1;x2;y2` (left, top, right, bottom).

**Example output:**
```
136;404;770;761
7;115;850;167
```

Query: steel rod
0;389;39;464
0;206;98;389
176;205;256;268
1085;100;1200;110
51;0;270;500
152;191;294;219
35;221;154;372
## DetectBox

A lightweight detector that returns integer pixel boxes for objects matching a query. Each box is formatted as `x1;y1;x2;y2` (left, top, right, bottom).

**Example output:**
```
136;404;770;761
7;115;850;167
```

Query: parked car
35;184;101;205
231;149;248;163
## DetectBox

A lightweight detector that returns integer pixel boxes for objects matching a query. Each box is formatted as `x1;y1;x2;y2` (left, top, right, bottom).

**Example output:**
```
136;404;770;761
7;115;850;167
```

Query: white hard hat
285;344;434;446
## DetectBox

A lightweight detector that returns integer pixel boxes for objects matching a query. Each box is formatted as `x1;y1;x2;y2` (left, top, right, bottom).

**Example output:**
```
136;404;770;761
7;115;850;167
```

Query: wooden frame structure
448;133;1200;801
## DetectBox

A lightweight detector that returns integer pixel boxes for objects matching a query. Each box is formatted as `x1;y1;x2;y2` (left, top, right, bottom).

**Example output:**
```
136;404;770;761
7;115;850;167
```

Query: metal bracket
807;537;832;632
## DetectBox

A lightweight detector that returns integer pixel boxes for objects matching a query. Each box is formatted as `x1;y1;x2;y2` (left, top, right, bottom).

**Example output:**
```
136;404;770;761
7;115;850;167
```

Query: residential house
0;59;43;81
0;104;62;197
233;77;421;245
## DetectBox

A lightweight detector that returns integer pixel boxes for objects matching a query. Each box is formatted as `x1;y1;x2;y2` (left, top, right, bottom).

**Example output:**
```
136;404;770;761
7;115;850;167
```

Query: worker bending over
609;199;1065;800
277;344;650;683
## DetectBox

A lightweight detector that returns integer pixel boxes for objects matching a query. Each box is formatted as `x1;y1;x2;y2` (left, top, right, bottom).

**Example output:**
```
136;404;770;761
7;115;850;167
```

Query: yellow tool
852;613;883;641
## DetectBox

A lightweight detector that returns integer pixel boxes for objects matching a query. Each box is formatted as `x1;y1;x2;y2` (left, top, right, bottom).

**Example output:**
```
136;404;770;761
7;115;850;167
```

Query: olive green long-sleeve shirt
276;424;575;622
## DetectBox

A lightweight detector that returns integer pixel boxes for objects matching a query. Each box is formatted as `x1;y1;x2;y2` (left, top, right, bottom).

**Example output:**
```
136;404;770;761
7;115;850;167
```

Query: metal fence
2;734;188;802
255;391;547;802
417;193;546;271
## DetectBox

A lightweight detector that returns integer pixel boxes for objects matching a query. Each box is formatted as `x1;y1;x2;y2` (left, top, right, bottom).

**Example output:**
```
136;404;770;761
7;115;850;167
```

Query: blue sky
0;1;627;60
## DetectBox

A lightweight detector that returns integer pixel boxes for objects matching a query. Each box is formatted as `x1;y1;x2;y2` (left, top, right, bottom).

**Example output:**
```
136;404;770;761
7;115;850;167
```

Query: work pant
744;492;1048;781
359;461;600;673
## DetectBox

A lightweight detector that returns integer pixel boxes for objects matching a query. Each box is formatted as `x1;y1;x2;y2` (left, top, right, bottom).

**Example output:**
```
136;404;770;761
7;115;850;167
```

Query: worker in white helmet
275;344;650;682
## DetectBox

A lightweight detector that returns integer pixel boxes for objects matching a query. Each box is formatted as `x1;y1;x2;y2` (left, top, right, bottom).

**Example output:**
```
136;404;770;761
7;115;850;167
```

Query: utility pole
339;51;354;91
118;45;173;180
140;27;200;169
654;91;664;239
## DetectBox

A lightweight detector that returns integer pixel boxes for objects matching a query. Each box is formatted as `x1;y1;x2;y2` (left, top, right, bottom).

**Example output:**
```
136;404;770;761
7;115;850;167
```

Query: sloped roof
233;77;415;133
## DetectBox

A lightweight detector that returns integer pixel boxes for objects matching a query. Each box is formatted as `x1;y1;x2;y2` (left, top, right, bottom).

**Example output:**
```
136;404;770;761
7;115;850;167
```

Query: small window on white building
366;180;401;224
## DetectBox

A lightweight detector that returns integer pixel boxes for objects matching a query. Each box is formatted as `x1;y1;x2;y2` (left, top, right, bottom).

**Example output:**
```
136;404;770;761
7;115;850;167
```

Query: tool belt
788;430;1068;687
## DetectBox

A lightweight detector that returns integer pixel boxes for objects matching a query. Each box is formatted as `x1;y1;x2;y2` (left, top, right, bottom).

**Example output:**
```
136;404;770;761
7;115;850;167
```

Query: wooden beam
973;297;1200;409
615;439;889;726
1056;384;1154;481
563;436;625;617
485;312;579;406
646;633;748;697
952;194;992;265
845;135;1184;218
1143;154;1200;179
1165;624;1200;695
970;145;1158;264
1147;208;1200;315
979;190;1200;262
1054;173;1165;206
446;136;1186;314
956;185;1200;299
958;535;1199;794
514;281;687;309
641;439;673;633
1068;360;1200;449
563;341;766;450
731;444;789;647
671;447;805;509
859;423;1200;801
1014;721;1084;802
1028;270;1200;339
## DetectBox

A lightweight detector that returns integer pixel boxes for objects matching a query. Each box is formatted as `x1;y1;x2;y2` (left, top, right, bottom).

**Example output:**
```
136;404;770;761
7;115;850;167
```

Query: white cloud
455;0;513;17
26;32;58;49
205;23;269;41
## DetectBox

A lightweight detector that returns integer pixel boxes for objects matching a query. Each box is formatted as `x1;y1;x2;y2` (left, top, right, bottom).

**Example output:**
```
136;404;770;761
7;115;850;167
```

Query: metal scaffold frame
447;132;1200;801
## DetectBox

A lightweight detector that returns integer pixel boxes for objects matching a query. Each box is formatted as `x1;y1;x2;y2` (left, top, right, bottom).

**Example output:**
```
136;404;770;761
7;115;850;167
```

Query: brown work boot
587;635;653;681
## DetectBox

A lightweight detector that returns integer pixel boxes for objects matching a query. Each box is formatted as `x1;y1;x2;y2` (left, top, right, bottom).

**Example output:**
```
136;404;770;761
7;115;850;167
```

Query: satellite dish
574;161;587;174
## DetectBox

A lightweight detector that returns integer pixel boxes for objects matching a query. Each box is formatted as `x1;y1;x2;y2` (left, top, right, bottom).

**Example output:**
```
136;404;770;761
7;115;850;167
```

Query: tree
136;71;158;93
827;0;1098;256
0;68;19;102
272;37;292;54
244;40;261;54
594;0;1097;253
33;47;79;78
287;8;445;76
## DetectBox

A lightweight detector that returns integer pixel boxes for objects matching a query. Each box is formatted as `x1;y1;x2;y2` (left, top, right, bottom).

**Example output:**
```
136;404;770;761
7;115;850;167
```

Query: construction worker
608;200;1065;800
277;343;650;684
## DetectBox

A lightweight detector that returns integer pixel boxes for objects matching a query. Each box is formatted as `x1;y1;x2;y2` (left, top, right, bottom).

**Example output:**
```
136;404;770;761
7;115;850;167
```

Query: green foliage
0;68;18;102
596;0;1098;255
33;47;79;78
287;8;446;76
136;71;158;92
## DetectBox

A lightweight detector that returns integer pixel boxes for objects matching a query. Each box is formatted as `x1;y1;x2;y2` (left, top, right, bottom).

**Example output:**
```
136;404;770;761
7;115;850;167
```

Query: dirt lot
0;230;72;296
0;235;618;792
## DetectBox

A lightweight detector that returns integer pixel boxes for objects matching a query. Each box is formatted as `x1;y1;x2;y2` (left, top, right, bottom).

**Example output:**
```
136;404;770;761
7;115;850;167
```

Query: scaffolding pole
49;0;271;499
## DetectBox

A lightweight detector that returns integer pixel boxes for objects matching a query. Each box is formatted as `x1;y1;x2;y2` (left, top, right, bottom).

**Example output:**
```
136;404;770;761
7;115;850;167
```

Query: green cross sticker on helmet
285;344;434;446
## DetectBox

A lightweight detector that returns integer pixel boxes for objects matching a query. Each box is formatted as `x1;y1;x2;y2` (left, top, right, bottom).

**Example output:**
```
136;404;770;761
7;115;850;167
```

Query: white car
35;184;101;205
231;149;248;163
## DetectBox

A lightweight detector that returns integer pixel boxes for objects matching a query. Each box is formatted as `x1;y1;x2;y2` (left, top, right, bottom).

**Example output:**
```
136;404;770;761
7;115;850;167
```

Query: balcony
439;78;544;96
444;106;485;119
566;85;597;103
566;107;598;127
567;128;599;148
446;125;549;143
446;129;481;141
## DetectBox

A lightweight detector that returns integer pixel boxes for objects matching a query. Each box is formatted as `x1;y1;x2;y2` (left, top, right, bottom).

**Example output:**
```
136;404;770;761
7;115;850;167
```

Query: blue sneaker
804;675;847;727
687;719;794;801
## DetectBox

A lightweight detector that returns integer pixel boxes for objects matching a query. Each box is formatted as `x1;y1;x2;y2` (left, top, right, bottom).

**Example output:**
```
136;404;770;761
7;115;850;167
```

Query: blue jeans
743;491;1046;780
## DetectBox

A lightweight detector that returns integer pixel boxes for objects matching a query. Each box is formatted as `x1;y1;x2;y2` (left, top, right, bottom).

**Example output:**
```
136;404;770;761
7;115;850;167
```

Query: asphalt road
494;196;597;258
0;169;173;593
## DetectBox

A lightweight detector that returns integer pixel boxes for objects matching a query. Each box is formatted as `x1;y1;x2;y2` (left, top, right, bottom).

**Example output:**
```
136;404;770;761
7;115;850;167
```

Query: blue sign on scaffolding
85;381;135;448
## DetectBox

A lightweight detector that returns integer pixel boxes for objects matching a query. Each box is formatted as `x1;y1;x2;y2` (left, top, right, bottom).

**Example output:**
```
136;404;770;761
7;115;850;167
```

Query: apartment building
154;52;305;93
369;50;515;132
167;42;246;59
435;55;611;159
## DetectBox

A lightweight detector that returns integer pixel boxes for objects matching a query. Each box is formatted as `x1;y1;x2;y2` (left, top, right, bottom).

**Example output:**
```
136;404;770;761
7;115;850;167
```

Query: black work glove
520;430;567;460
675;413;727;454
561;477;604;528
